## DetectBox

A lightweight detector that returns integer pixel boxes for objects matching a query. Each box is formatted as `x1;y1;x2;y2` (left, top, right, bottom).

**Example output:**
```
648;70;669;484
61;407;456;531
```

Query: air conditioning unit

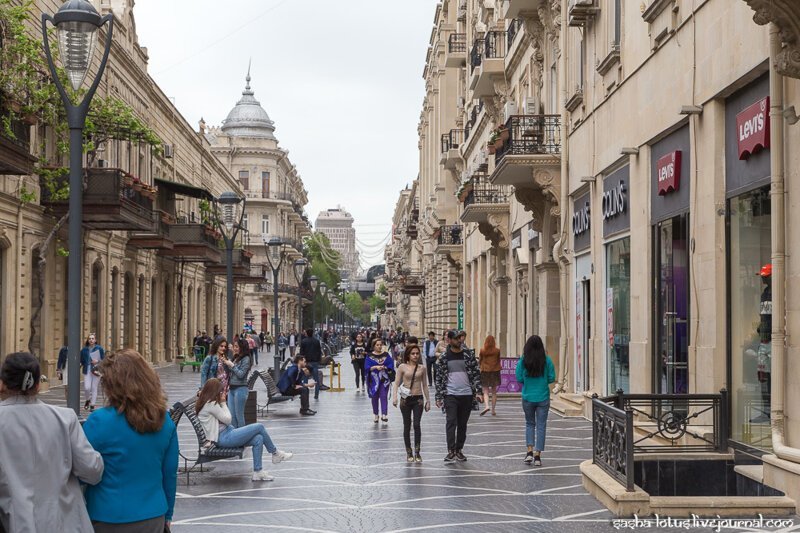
525;97;538;115
163;144;174;158
503;101;518;121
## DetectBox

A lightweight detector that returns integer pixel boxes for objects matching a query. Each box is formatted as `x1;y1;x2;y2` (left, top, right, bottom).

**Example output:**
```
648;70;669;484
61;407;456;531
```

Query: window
239;170;249;191
262;171;270;198
606;238;630;393
261;215;269;236
614;0;621;47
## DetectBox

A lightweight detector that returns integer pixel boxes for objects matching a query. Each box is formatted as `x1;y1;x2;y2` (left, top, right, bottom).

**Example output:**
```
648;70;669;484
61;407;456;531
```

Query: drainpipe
552;0;571;394
769;23;800;464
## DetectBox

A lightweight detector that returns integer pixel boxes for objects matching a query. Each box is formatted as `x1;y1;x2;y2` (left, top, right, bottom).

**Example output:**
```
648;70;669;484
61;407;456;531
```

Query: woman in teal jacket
515;335;555;466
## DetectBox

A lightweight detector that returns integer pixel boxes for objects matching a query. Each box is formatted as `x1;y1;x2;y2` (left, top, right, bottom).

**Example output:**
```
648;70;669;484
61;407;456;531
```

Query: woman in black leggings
350;334;368;392
392;344;430;462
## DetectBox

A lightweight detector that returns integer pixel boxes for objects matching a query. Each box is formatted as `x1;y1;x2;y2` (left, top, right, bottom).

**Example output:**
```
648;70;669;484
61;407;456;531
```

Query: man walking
423;331;438;386
277;355;316;416
299;328;323;400
435;330;482;463
289;330;297;359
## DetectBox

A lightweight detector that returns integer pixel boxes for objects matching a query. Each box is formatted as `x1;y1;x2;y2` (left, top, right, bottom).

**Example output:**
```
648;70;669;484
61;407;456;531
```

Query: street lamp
42;0;113;414
309;275;319;334
293;258;308;331
217;191;246;340
319;282;328;333
265;237;285;379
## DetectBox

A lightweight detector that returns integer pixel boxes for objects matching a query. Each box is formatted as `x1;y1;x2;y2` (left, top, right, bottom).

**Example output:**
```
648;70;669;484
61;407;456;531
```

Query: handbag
399;363;418;408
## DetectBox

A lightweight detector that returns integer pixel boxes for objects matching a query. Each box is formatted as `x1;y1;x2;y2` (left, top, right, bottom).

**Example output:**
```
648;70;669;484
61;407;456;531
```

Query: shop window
606;237;630;393
729;185;772;449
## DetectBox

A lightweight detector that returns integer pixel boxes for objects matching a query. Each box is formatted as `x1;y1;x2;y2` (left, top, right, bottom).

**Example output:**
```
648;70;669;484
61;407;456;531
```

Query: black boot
406;448;414;462
414;447;422;463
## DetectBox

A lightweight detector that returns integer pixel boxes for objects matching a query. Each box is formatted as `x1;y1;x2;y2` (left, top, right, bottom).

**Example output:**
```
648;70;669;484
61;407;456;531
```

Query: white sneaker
272;450;293;464
252;470;274;482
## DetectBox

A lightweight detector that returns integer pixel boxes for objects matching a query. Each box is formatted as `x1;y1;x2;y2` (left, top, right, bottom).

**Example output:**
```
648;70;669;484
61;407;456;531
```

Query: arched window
90;262;103;342
123;272;134;348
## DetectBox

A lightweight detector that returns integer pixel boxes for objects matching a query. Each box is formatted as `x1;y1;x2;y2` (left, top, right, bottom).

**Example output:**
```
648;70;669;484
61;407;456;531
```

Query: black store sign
572;192;591;252
650;125;691;223
603;166;630;238
725;74;770;198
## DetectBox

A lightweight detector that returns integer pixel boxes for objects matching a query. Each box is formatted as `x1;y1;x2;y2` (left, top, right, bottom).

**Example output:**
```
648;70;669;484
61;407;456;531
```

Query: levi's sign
737;96;770;160
656;150;681;196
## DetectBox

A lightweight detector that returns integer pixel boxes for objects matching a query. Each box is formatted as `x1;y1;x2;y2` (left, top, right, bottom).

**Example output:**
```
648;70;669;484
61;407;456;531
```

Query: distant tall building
315;207;359;281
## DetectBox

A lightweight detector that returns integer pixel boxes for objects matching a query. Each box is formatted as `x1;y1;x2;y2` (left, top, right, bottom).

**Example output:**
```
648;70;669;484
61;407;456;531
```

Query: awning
155;178;214;201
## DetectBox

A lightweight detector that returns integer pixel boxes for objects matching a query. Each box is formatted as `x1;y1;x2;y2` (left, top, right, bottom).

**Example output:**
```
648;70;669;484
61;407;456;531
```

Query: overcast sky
133;0;436;270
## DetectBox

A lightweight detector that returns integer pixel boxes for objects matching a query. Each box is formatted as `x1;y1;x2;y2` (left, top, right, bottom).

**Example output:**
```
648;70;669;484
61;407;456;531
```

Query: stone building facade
0;0;243;375
205;74;312;335
391;0;800;507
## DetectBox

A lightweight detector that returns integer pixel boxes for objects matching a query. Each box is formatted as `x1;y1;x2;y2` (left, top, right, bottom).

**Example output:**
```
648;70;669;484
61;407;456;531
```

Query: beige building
205;74;312;334
392;0;800;509
314;206;359;282
0;0;245;375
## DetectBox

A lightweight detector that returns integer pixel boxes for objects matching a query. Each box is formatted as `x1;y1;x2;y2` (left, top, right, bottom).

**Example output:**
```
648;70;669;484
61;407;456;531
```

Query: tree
345;291;369;323
304;232;341;290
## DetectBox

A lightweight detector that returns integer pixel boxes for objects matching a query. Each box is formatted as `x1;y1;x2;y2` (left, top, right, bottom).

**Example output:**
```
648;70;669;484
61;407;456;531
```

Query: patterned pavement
37;349;800;532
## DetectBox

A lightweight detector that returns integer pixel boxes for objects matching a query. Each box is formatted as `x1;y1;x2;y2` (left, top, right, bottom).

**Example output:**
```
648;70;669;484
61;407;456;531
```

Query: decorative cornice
642;0;673;24
743;0;800;79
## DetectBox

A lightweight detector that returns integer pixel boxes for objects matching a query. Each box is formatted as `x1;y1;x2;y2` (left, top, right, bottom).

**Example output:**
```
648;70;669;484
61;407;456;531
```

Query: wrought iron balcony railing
507;18;523;47
437;225;463;246
463;177;510;208
441;129;465;153
448;32;466;54
483;30;507;60
495;115;562;162
470;38;484;70
464;100;483;141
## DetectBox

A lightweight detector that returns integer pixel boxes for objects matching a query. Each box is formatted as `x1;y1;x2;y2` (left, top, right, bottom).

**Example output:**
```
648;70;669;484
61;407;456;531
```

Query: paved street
38;351;796;532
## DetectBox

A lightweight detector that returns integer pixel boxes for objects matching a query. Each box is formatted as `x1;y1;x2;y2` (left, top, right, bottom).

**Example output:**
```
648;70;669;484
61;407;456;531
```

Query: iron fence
441;129;465;154
483;30;507;59
470;38;484;70
438;225;463;246
495;115;562;162
463;177;510;208
592;396;634;491
448;32;466;54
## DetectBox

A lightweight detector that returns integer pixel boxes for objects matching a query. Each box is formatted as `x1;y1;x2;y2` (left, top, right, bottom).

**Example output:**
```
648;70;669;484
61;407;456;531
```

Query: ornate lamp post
309;275;319;333
42;0;114;414
217;191;246;340
265;237;285;379
319;282;328;334
293;258;308;331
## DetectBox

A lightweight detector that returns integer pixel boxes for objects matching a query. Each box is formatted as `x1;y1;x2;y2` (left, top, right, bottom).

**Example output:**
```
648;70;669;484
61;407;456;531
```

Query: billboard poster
497;357;522;394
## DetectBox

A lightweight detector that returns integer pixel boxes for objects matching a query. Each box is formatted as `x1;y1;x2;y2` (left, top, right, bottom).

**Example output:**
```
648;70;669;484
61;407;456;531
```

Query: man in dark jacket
299;328;323;399
435;330;482;463
277;355;316;416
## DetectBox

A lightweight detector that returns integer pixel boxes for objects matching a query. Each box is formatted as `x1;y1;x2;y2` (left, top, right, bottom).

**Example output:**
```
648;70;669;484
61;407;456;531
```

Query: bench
247;370;293;415
171;400;245;484
178;346;205;372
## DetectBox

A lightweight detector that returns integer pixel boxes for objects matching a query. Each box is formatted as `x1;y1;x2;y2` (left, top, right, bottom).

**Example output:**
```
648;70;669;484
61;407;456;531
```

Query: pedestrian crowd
1;318;555;532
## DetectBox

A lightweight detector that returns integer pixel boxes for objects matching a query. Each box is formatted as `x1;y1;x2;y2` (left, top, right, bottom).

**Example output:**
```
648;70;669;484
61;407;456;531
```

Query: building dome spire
221;64;276;139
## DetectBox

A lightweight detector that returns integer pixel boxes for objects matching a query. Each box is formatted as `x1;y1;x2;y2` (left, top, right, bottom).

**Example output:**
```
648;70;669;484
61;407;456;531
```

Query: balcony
502;0;544;19
398;270;425;296
0;101;34;175
460;177;511;247
40;168;155;231
446;33;467;68
568;0;600;27
464;100;484;142
206;248;253;277
158;223;223;263
405;220;418;239
470;31;507;97
491;115;561;187
234;262;268;284
440;129;464;170
127;211;175;250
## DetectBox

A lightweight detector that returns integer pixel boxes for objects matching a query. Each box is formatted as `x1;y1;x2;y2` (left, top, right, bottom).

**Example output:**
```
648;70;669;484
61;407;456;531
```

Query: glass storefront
729;185;772;449
606;237;630;393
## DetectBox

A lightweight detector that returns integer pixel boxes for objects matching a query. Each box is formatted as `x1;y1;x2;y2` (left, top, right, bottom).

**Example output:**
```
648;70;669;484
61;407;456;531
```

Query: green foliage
56;246;68;257
18;184;36;204
305;232;341;290
345;291;368;323
377;283;388;297
198;199;212;225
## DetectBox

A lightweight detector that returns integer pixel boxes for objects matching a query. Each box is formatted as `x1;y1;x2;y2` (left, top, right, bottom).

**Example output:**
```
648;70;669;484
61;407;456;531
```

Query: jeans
253;348;259;365
309;362;321;399
522;399;550;451
426;357;437;386
217;423;276;471
286;385;310;411
372;382;389;416
400;396;424;449
227;385;249;428
279;348;286;361
444;395;473;451
84;371;100;406
352;360;365;388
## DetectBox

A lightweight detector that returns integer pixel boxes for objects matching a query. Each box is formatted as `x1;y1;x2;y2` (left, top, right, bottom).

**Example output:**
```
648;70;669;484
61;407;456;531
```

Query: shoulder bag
399;363;418;408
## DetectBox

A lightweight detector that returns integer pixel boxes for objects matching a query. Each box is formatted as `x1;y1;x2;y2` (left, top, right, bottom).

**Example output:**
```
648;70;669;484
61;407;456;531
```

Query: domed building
206;71;312;334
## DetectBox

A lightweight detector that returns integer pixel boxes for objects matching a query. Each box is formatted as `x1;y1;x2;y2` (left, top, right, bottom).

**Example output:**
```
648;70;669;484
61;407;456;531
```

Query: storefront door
654;214;689;394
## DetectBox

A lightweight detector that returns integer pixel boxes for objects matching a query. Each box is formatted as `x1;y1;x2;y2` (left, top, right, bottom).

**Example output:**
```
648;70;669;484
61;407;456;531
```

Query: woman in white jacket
196;378;293;481
0;352;104;532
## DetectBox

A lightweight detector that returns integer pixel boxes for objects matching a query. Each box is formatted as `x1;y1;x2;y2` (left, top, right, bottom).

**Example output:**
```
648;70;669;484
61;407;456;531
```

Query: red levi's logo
737;96;770;160
656;150;681;196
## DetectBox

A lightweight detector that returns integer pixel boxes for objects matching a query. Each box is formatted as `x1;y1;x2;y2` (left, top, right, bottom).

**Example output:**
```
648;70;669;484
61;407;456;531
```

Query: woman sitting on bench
196;378;293;482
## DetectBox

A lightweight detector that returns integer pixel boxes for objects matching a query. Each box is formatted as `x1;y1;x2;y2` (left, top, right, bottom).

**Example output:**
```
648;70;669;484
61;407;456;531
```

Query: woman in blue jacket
200;337;230;390
226;338;252;428
83;349;178;532
515;335;555;466
80;333;105;411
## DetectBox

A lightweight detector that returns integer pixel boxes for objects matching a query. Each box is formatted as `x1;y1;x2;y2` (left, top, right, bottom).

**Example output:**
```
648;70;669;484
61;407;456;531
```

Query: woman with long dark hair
365;338;394;423
83;349;178;532
479;335;501;416
200;337;231;395
516;335;555;466
0;352;104;532
392;344;430;462
351;333;368;392
227;338;252;428
197;378;292;481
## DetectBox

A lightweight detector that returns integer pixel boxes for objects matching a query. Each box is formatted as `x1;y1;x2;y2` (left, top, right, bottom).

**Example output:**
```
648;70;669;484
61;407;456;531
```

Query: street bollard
328;361;345;392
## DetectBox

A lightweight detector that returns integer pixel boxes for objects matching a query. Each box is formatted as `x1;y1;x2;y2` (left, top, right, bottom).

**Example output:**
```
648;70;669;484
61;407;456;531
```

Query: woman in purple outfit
365;338;394;423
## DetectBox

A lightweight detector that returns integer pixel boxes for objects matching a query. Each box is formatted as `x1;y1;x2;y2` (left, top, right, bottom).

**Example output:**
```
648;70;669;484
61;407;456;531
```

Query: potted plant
497;124;510;142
